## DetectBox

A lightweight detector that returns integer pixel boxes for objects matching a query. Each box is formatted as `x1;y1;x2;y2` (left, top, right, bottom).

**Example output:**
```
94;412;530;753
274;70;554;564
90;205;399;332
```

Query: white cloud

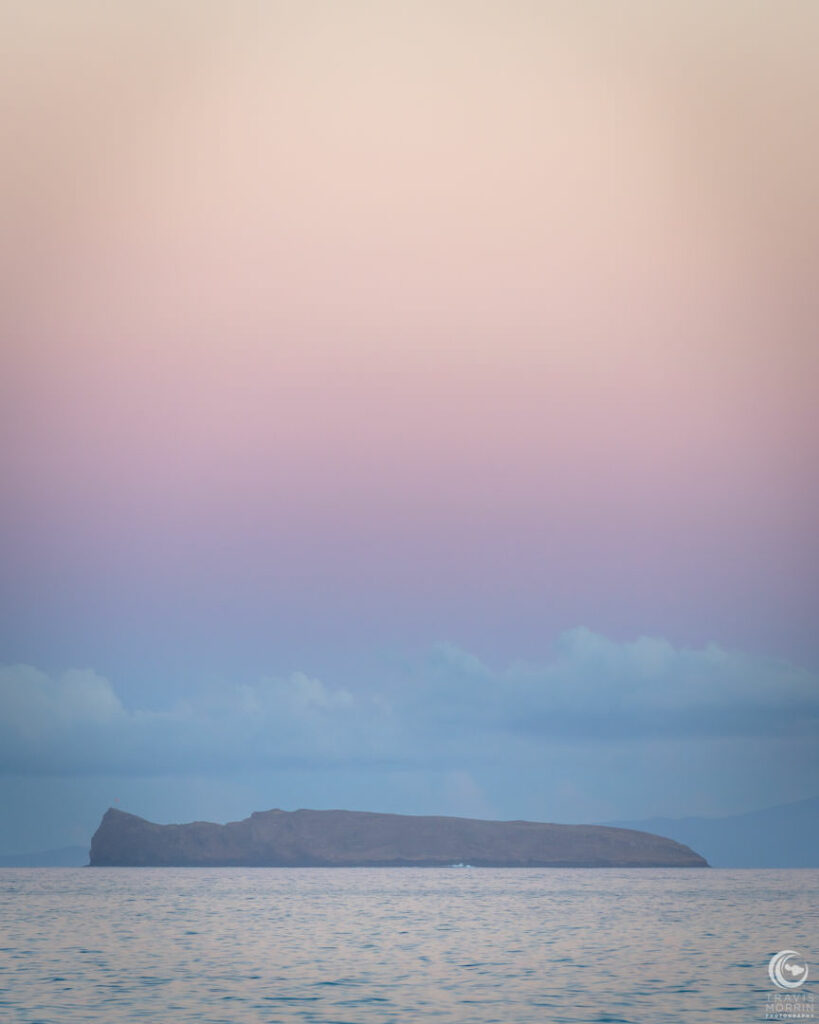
0;630;816;780
417;628;819;738
0;665;123;741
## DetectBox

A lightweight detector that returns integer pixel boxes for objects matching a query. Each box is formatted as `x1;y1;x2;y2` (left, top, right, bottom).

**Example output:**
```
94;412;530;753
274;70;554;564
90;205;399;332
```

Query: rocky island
89;807;707;867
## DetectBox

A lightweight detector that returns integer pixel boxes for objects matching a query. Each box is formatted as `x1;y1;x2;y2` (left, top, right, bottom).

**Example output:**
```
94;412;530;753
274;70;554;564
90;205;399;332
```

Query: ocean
0;867;815;1023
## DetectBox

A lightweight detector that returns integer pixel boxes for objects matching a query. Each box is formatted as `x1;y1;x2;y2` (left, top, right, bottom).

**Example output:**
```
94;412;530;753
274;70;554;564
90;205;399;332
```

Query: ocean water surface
0;867;815;1023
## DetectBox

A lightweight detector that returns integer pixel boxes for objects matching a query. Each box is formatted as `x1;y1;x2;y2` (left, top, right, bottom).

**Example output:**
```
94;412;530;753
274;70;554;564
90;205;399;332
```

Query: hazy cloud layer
2;629;816;779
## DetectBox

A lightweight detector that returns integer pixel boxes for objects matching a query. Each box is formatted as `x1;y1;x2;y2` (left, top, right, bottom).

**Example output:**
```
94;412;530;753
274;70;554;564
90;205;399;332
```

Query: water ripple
0;867;815;1023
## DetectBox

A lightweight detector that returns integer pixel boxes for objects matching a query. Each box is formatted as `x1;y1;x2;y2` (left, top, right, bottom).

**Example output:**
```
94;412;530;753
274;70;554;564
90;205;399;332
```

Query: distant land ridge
89;808;708;867
605;795;819;868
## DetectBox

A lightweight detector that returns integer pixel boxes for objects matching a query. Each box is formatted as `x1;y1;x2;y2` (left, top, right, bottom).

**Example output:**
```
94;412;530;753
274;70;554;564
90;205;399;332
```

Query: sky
1;1;818;853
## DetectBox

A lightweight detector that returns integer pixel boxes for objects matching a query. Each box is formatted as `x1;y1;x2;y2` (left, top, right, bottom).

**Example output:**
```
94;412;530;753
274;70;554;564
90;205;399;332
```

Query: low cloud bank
2;628;816;779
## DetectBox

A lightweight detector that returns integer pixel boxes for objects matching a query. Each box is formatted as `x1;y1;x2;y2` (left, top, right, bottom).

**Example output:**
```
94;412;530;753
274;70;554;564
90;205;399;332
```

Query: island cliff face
89;808;707;867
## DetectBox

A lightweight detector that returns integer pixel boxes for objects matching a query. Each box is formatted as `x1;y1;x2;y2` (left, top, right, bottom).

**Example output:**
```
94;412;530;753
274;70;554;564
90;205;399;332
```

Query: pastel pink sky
2;1;818;681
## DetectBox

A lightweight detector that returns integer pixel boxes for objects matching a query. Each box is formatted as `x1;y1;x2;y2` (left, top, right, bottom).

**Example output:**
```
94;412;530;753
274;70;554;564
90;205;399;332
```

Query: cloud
1;630;817;780
411;628;819;740
0;665;365;775
0;666;124;740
